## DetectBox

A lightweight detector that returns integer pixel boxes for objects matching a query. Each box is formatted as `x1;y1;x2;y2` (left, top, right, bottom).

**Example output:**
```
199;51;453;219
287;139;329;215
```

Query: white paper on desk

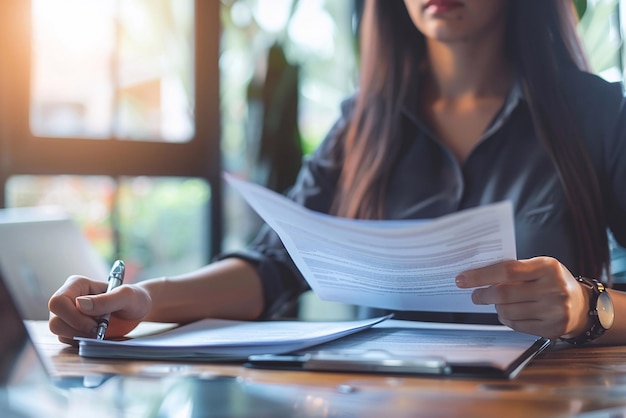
225;173;517;313
75;315;390;360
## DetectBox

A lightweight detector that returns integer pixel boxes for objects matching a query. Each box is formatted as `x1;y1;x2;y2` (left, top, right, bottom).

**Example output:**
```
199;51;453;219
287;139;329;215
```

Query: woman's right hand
48;275;152;346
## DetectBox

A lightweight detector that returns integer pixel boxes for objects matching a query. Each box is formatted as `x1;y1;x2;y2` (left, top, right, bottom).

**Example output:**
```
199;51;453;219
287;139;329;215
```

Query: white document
75;315;390;360
225;173;517;313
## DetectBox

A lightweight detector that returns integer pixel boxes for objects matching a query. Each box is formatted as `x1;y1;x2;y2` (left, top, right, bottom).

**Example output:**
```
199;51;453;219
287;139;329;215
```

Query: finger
471;281;539;305
49;313;98;340
58;335;78;347
498;315;566;339
47;304;99;337
493;300;545;321
50;275;109;302
456;257;561;288
498;317;543;335
493;297;570;339
48;276;107;333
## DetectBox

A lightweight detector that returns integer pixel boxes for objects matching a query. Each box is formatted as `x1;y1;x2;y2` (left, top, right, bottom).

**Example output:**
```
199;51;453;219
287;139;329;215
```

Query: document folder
246;320;553;379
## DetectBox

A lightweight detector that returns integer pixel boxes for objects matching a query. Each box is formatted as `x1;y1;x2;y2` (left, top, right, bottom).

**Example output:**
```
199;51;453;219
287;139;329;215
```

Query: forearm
138;258;265;324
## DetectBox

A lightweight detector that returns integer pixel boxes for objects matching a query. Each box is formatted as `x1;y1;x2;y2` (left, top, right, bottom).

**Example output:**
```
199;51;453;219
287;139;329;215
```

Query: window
0;0;221;282
30;0;195;142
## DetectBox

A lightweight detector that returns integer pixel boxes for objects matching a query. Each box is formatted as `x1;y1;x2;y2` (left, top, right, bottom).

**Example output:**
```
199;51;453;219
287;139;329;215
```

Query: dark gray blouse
222;69;626;323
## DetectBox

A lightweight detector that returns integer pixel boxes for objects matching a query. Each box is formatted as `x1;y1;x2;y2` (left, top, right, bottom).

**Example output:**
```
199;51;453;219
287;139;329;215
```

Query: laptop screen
0;270;47;387
0;269;74;417
0;208;109;320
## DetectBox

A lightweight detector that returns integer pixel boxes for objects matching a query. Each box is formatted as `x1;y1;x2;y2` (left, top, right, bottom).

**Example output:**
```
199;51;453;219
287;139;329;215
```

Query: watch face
597;291;615;330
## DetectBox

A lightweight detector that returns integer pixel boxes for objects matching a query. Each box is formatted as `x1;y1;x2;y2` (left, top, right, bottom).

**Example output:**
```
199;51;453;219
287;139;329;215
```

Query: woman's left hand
455;257;589;339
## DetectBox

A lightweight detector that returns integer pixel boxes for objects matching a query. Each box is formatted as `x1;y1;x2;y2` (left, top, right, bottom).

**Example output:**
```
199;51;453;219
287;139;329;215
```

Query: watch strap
562;276;608;345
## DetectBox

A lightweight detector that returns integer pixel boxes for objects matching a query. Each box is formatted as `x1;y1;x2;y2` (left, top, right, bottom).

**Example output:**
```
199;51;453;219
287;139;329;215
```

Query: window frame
0;0;223;259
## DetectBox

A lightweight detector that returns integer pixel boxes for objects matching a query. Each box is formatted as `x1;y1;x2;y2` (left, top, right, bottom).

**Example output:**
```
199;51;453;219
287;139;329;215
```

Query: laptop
0;262;70;416
0;207;109;320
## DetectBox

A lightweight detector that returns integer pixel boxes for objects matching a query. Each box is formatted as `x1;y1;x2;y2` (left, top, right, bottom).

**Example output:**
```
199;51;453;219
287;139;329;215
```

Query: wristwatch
562;277;615;345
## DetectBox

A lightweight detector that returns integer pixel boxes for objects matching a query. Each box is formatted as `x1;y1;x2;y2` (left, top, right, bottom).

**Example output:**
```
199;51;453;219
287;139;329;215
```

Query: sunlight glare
253;0;293;33
32;0;115;52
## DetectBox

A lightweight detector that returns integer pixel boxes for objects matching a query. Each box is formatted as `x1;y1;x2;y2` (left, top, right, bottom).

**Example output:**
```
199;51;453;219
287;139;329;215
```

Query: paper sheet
225;173;517;313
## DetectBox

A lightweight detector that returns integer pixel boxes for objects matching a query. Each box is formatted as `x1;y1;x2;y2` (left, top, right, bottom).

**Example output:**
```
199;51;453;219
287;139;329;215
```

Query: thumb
75;285;150;320
75;292;121;316
75;296;97;313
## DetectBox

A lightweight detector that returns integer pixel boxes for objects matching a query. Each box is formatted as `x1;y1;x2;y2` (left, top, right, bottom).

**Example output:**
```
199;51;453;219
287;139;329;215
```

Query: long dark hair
332;0;610;280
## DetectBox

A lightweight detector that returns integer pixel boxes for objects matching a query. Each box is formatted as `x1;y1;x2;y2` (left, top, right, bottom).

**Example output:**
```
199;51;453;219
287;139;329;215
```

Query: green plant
576;0;623;80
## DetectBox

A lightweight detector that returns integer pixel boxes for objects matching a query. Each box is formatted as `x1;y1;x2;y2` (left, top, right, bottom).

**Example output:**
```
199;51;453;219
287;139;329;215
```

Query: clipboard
245;332;552;379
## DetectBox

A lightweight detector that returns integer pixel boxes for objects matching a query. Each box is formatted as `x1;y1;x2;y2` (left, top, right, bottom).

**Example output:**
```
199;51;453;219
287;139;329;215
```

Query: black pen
96;260;126;340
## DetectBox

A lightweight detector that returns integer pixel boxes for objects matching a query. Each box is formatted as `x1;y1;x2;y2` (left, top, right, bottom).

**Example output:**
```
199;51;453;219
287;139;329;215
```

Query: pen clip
104;260;125;293
108;260;125;282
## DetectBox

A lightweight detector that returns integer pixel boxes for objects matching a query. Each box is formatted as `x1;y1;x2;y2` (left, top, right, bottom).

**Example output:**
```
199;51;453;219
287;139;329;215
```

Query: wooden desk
27;321;626;418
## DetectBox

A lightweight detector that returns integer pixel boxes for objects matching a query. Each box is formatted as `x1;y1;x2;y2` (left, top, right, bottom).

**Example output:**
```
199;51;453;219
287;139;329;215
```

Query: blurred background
0;0;624;319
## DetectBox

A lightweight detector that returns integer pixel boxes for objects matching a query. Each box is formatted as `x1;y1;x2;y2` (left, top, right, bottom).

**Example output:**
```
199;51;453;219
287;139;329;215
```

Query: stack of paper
76;316;390;360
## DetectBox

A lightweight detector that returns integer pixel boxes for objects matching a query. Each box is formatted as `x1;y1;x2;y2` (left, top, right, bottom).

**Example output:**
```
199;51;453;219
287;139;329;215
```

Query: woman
49;0;626;345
